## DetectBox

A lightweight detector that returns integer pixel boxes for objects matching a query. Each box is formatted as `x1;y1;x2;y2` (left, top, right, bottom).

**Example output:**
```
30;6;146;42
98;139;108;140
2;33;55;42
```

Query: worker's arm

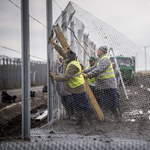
84;64;97;74
84;58;99;74
50;39;67;59
55;64;79;82
54;44;67;59
87;58;111;79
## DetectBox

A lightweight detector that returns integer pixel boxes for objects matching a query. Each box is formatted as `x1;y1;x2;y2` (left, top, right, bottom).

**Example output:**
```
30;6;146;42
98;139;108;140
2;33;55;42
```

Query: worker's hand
49;71;55;80
52;75;55;80
49;71;53;76
57;54;61;59
55;69;58;75
49;38;55;44
82;73;88;78
81;70;84;73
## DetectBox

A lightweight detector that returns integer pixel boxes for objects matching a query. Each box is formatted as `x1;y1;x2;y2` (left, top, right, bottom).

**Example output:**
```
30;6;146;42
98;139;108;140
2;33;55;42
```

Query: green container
110;55;135;85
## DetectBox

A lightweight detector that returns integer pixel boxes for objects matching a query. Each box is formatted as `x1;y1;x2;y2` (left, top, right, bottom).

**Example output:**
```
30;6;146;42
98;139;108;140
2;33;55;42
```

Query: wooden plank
85;79;104;121
53;24;71;52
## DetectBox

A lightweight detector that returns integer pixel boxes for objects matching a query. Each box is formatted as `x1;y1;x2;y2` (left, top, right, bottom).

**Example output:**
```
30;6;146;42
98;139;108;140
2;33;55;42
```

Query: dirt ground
0;104;47;142
0;72;150;142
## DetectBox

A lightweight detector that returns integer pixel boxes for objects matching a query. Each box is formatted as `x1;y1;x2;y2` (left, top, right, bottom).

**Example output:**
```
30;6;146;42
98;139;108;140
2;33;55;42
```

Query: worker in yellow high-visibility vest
83;46;121;122
86;56;96;94
49;38;92;125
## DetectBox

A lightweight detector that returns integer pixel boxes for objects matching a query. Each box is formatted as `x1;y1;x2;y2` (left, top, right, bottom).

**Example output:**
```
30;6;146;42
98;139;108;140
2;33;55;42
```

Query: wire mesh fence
34;1;150;144
1;1;150;149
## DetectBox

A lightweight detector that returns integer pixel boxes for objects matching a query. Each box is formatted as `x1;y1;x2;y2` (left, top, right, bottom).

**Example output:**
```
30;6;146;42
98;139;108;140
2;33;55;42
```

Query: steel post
21;0;30;139
46;0;53;122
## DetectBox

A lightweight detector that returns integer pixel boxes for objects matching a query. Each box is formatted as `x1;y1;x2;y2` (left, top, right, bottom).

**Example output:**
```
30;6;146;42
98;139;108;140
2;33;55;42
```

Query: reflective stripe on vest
97;55;115;80
66;59;84;88
86;65;95;84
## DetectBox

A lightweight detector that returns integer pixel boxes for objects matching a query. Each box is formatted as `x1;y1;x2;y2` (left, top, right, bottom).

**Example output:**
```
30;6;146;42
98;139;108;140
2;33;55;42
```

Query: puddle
128;119;135;122
125;109;150;122
129;109;143;115
124;118;136;122
140;84;143;88
147;88;150;91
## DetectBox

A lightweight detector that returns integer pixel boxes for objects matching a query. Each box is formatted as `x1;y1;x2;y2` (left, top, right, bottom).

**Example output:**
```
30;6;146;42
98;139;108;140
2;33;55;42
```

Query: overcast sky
0;0;150;61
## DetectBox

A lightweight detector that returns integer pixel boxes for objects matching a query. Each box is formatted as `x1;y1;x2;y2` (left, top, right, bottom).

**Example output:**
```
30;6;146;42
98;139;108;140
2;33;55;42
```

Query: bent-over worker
49;38;92;125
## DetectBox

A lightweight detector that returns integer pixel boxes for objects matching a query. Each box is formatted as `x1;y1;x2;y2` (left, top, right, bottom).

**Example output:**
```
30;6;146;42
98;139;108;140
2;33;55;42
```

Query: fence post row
0;56;47;90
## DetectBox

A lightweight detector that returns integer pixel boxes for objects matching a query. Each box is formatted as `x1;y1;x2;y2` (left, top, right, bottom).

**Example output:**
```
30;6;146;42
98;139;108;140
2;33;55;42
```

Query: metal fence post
21;0;30;139
46;0;53;122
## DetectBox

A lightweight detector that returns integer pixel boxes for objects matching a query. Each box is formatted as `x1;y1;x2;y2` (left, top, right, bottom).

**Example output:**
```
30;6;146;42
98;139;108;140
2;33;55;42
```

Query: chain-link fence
32;1;150;144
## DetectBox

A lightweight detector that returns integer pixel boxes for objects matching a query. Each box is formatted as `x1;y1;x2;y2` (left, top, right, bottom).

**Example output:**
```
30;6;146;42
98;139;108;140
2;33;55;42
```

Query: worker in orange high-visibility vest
83;46;121;122
49;38;92;125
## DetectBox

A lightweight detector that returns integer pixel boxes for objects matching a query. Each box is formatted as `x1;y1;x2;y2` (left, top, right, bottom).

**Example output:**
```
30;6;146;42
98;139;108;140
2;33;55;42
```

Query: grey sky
0;0;150;61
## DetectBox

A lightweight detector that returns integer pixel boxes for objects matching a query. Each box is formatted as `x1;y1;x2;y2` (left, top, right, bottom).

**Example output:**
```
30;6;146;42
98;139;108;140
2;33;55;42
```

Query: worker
83;46;121;121
56;55;74;120
86;56;96;94
49;38;92;125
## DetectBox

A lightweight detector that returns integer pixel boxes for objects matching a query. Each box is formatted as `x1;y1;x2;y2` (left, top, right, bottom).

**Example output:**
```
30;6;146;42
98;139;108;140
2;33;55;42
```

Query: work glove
49;71;55;80
82;73;88;78
57;54;61;59
49;38;55;44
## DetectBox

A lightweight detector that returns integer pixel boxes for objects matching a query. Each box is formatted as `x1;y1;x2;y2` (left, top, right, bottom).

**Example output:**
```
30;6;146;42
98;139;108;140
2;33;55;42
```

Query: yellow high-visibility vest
97;55;115;80
86;65;95;84
66;59;84;88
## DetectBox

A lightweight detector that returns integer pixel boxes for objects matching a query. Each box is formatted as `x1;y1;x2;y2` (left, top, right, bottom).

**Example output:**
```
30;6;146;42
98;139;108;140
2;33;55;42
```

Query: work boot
69;106;75;120
63;108;71;120
112;109;122;123
74;111;83;125
118;107;122;119
84;110;92;125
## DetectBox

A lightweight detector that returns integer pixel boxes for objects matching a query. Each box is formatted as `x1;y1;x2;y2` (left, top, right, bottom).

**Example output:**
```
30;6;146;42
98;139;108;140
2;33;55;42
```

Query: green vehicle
110;55;135;85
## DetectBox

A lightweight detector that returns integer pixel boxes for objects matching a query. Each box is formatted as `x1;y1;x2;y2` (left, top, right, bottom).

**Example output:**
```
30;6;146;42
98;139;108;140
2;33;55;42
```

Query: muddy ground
0;72;150;142
0;104;47;142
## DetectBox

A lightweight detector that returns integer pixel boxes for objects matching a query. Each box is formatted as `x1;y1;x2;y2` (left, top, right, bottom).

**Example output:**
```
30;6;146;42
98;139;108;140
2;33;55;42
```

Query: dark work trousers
61;95;73;111
71;92;92;112
95;88;120;111
89;85;95;94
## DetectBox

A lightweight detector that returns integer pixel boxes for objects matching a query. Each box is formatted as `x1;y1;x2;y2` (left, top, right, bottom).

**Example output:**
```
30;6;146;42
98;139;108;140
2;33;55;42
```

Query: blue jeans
71;92;92;111
61;95;72;110
95;89;120;111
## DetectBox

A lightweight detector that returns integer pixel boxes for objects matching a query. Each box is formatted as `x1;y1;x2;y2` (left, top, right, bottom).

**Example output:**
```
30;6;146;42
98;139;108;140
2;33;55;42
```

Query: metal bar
109;48;128;100
46;0;53;122
21;0;30;139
